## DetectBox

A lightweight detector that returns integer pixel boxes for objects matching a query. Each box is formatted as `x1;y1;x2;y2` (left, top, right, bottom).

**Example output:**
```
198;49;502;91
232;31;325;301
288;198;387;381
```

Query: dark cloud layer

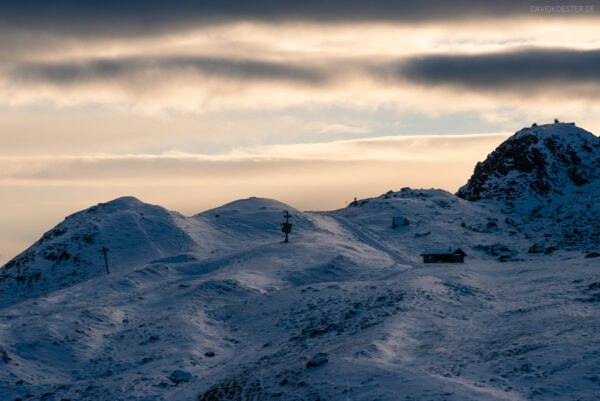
11;48;600;94
3;1;597;36
13;57;330;86
400;48;600;90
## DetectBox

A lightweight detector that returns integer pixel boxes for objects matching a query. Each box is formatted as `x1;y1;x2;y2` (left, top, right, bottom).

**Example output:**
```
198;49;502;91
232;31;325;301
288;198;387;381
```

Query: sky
1;0;600;264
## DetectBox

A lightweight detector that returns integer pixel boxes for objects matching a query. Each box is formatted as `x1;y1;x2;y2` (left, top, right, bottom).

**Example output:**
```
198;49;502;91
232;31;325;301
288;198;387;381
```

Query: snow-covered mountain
0;197;198;309
0;196;315;310
458;122;600;249
457;122;600;202
1;122;600;400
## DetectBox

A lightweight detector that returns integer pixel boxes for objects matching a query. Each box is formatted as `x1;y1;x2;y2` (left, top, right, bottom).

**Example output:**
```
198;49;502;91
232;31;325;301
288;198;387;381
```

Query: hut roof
420;248;467;256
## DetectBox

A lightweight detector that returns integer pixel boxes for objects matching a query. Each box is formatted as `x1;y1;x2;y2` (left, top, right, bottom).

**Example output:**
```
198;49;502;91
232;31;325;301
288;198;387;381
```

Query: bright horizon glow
0;132;512;265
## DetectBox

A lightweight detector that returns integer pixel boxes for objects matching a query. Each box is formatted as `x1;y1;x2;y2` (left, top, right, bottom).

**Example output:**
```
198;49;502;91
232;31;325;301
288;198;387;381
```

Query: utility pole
281;211;293;243
100;247;110;274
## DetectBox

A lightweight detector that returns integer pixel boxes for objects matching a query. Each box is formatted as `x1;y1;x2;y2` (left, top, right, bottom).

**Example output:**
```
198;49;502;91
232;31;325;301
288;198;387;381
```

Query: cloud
0;133;510;183
13;56;330;86
3;1;587;37
399;48;600;90
10;47;600;100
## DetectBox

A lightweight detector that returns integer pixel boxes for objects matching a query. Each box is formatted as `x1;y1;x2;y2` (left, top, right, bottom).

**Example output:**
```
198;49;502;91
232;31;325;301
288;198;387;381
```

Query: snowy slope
1;123;600;400
0;197;201;309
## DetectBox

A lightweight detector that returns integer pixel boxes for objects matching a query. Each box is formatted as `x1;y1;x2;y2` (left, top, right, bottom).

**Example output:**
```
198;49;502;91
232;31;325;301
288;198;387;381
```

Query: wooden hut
421;248;466;263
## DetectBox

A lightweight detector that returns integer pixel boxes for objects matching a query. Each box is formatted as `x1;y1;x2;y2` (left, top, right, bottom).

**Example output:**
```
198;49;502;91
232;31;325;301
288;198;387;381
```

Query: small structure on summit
281;211;293;243
421;247;466;263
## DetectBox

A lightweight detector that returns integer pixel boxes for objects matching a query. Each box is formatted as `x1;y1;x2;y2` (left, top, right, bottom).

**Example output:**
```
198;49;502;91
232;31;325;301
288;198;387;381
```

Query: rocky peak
457;122;600;202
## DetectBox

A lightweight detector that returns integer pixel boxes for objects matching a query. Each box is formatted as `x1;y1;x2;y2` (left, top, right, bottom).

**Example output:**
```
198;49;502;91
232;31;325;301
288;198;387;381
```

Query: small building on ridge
421;248;466;263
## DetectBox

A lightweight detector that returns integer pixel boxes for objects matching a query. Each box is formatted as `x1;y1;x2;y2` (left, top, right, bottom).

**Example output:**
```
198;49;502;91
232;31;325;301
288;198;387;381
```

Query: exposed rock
306;352;328;368
457;122;600;248
457;123;600;202
169;370;192;384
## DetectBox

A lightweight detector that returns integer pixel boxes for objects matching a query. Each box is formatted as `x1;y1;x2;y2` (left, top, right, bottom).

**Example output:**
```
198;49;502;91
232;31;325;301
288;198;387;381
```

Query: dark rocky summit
457;122;600;248
457;122;600;202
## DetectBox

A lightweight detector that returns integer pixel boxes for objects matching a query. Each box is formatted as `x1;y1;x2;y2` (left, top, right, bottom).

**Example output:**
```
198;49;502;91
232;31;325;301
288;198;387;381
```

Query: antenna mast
100;247;110;274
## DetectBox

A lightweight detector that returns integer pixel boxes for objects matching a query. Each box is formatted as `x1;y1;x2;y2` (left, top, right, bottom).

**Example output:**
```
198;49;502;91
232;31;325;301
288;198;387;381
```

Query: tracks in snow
320;213;412;267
